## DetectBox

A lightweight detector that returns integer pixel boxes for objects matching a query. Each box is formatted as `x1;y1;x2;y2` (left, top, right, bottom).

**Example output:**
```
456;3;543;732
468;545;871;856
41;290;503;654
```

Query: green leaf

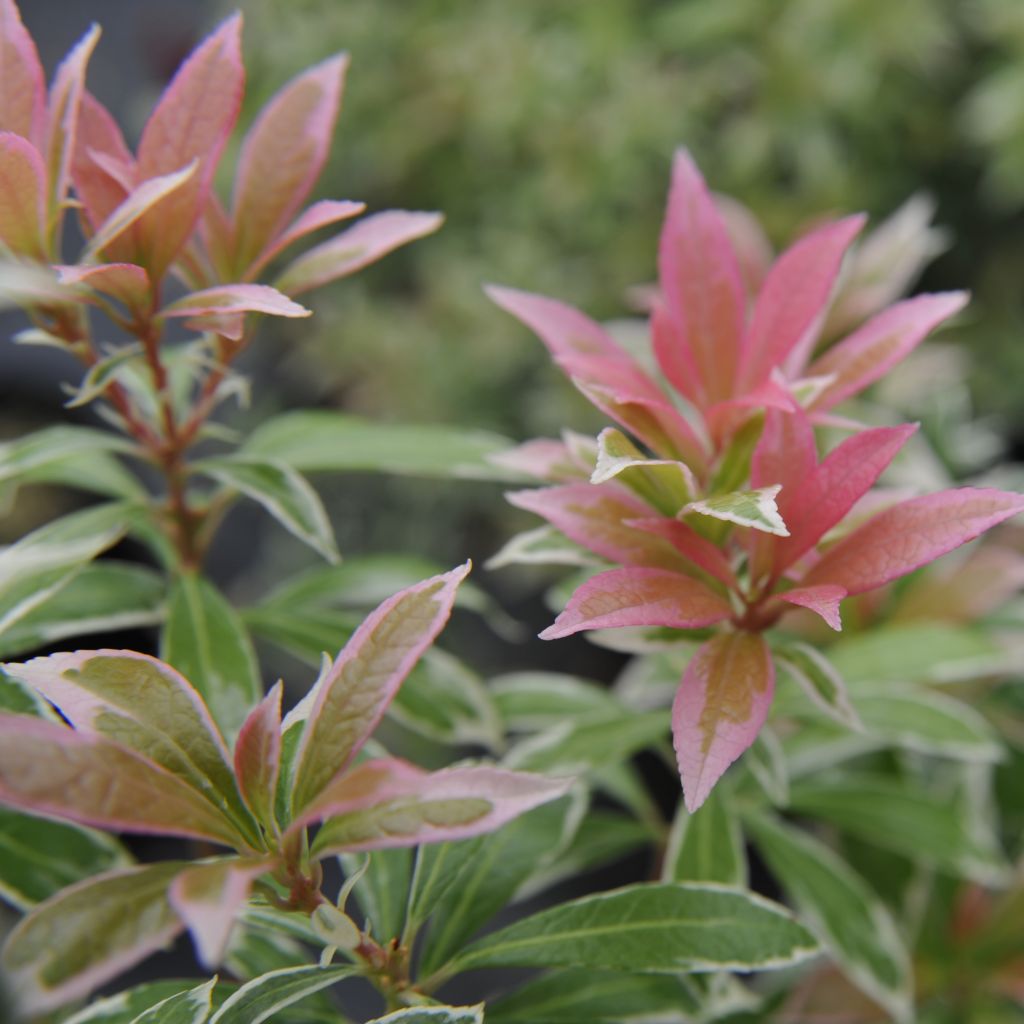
852;687;1004;762
773;641;861;730
243;605;359;667
339;847;412;941
591;427;696;515
198;456;339;563
448;882;818;975
209;964;358;1024
663;788;747;886
366;1007;483;1024
828;623;1005;684
0;563;164;659
405;838;486;941
490;672;621;732
243;410;517;481
391;648;502;749
1;861;188;1015
128;978;216;1024
0;807;129;910
0;503;130;640
745;811;913;1023
163;574;262;740
744;727;789;806
505;710;668;773
488;969;700;1023
485;525;603;570
65;344;145;409
788;775;1010;884
418;795;583;976
62;980;230;1024
684;485;789;536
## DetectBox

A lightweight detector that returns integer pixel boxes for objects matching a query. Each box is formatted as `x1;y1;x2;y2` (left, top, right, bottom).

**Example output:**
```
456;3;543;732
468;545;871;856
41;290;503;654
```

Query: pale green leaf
339;847;412;941
591;427;696;515
162;574;262;740
198;456;338;563
746;811;913;1022
789;775;1010;884
366;1007;483;1024
485;525;603;570
65;344;145;409
663;788;747;886
0;563;164;659
448;882;818;974
0;807;129;910
209;964;357;1024
128;978;216;1024
63;981;227;1024
490;671;621;732
744;728;789;806
0;425;137;489
243;410;517;481
773;641;861;731
684;484;789;536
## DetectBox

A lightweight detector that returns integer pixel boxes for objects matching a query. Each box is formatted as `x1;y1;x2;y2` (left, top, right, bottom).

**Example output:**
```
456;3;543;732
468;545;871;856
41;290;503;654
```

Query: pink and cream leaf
0;0;45;144
160;283;311;320
233;681;283;827
70;91;134;233
672;632;775;812
540;566;733;639
0;131;45;257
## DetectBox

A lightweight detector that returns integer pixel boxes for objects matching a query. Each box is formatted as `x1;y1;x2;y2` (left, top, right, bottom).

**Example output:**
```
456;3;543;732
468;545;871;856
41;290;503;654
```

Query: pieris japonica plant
0;2;1022;1024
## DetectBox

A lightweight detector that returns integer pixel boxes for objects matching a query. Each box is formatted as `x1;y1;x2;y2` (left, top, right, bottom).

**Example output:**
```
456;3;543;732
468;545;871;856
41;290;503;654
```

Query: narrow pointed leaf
234;682;283;826
490;671;621;731
684;485;789;536
592;426;696;514
673;632;775;812
232;54;348;272
657;149;745;404
58;262;151;315
368;1008;483;1024
809;291;968;412
248;198;365;277
7;649;251;830
291;565;469;812
507;483;689;569
339;846;412;940
135;14;243;277
663;788;746;886
0;712;240;843
276;209;443;295
541;566;731;639
803;488;1024;595
162;574;262;740
746;811;913;1022
774;641;860;730
0;131;45;257
127;978;216;1024
161;284;311;320
625;516;739;587
199;456;337;563
306;760;571;856
0;0;45;142
451;882;817;974
71;90;134;233
45;24;100;229
778;584;846;631
62;980;227;1024
209;964;357;1024
1;861;189;1015
740;215;865;387
83;160;197;261
244;410;515;481
0;807;128;909
169;857;275;969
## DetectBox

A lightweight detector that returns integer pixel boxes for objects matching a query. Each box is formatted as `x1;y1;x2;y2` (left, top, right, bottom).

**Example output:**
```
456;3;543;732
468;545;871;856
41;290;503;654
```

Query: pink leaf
802;488;1024;596
672;632;775;812
44;24;100;229
57;262;150;315
0;713;240;844
715;192;774;297
169;857;274;969
234;681;282;825
704;373;798;445
540;566;732;639
651;303;705;407
488;284;708;468
290;564;470;813
0;131;44;257
70;91;134;234
293;757;572;855
773;423;918;576
232;53;348;275
275;209;443;296
750;406;817;495
778;584;846;631
246;198;365;280
624;517;739;588
135;14;244;279
160;283;311;320
488;437;587;482
506;483;691;570
808;291;969;412
0;0;45;144
657;149;746;403
739;215;866;389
